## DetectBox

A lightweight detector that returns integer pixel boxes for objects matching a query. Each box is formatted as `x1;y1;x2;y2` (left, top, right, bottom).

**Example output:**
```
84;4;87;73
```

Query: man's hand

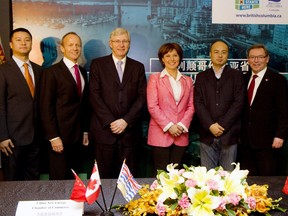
50;137;64;153
83;133;89;146
0;139;14;156
110;119;128;134
272;137;284;148
209;123;225;137
168;124;183;137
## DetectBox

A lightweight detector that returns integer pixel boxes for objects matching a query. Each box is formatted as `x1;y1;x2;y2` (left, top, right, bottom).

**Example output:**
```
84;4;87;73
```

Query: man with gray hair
89;27;147;178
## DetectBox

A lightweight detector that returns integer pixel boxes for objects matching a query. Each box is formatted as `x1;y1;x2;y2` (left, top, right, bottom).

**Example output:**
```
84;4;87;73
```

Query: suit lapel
10;60;34;98
161;75;174;99
107;55;122;85
178;76;187;103
121;57;132;87
253;69;271;104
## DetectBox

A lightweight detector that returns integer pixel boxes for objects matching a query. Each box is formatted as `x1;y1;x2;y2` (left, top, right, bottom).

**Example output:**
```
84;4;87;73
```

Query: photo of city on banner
11;0;288;170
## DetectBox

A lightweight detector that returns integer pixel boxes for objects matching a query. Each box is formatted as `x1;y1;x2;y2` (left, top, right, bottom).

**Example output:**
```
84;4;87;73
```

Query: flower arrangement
116;163;286;216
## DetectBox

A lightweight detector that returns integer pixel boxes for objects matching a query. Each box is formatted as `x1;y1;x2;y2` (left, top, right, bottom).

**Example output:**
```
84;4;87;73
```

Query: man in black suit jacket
89;27;147;178
240;44;288;176
40;32;89;180
194;39;245;171
0;28;42;180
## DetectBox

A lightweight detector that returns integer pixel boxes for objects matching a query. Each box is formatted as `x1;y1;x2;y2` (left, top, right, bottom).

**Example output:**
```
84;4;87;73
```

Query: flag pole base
100;211;114;216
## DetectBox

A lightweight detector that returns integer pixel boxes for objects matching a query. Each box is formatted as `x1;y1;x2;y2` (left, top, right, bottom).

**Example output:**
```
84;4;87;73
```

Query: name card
16;200;84;216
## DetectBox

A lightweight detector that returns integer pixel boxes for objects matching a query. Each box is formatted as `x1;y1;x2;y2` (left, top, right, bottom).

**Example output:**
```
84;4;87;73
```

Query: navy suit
89;54;147;178
0;59;42;180
40;59;89;179
240;69;288;175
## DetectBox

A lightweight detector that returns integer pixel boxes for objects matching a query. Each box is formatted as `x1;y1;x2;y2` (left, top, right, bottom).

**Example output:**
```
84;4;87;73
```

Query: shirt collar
12;55;31;68
112;54;127;65
63;57;77;69
252;67;267;79
212;64;226;77
160;68;183;81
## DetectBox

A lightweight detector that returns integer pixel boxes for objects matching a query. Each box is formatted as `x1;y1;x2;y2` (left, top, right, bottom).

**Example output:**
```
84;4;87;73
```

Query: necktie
248;74;257;105
73;64;82;96
117;61;123;82
23;63;34;98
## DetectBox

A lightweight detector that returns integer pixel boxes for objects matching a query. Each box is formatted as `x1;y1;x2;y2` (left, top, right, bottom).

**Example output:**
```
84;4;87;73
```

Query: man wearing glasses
89;27;147;178
240;44;288;175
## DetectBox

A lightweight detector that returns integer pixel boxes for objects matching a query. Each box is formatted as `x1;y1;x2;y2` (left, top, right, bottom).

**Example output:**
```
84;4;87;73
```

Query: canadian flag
85;162;101;204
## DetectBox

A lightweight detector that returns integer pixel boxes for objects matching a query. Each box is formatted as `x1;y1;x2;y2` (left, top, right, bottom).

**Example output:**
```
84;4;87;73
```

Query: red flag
70;169;87;202
282;176;288;195
85;162;101;204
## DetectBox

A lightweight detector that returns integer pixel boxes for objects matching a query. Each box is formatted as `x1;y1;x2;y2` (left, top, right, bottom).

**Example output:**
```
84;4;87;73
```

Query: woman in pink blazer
147;43;195;174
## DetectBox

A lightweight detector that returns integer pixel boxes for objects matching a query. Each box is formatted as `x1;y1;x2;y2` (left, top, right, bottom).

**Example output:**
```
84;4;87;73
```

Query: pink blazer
147;72;195;147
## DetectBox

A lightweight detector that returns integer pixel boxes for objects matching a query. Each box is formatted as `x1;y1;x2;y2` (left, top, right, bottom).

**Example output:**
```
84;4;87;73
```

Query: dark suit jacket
242;68;288;149
40;59;89;145
194;65;245;146
0;59;42;146
89;54;147;144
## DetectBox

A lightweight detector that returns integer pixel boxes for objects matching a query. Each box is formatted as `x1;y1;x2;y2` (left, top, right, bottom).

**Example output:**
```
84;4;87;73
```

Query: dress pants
2;141;40;181
49;140;84;180
95;139;137;179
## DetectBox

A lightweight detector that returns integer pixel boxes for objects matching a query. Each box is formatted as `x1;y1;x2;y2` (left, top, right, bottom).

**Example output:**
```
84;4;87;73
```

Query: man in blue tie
89;27;147;178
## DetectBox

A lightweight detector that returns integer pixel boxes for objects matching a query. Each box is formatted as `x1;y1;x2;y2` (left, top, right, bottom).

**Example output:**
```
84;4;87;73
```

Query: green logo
235;0;260;10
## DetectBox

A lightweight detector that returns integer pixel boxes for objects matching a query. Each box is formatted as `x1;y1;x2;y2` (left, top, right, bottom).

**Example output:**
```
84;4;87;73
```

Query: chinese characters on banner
149;58;250;80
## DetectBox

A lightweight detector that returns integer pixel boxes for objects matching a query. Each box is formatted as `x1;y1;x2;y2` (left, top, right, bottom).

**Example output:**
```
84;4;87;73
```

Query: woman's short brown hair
158;43;183;68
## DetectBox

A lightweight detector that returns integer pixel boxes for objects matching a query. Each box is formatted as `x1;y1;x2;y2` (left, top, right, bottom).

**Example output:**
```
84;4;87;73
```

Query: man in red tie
240;44;288;175
40;32;90;180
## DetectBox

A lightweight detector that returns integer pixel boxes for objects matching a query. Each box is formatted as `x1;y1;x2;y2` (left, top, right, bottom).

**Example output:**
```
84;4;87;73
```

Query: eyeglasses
248;55;267;60
111;40;130;45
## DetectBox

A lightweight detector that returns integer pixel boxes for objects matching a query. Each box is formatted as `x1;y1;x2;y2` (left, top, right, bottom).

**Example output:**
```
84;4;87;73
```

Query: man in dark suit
0;28;42;180
194;39;245;171
89;27;147;178
240;44;288;176
40;32;89;180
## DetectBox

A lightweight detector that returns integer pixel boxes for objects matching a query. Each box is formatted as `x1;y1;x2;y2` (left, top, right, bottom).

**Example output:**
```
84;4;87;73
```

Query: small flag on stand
70;169;87;202
117;161;141;202
86;162;101;205
282;176;288;195
0;36;6;64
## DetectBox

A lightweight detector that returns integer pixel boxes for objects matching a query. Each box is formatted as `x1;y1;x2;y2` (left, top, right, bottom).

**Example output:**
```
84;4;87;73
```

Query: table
0;177;287;216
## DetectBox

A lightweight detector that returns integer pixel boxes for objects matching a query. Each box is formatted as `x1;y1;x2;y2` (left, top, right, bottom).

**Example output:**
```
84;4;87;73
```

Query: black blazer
242;69;288;149
40;59;89;145
0;59;42;146
194;65;245;146
89;54;147;144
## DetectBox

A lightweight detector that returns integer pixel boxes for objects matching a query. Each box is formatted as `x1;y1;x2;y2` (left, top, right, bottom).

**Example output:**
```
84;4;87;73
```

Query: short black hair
10;28;32;41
